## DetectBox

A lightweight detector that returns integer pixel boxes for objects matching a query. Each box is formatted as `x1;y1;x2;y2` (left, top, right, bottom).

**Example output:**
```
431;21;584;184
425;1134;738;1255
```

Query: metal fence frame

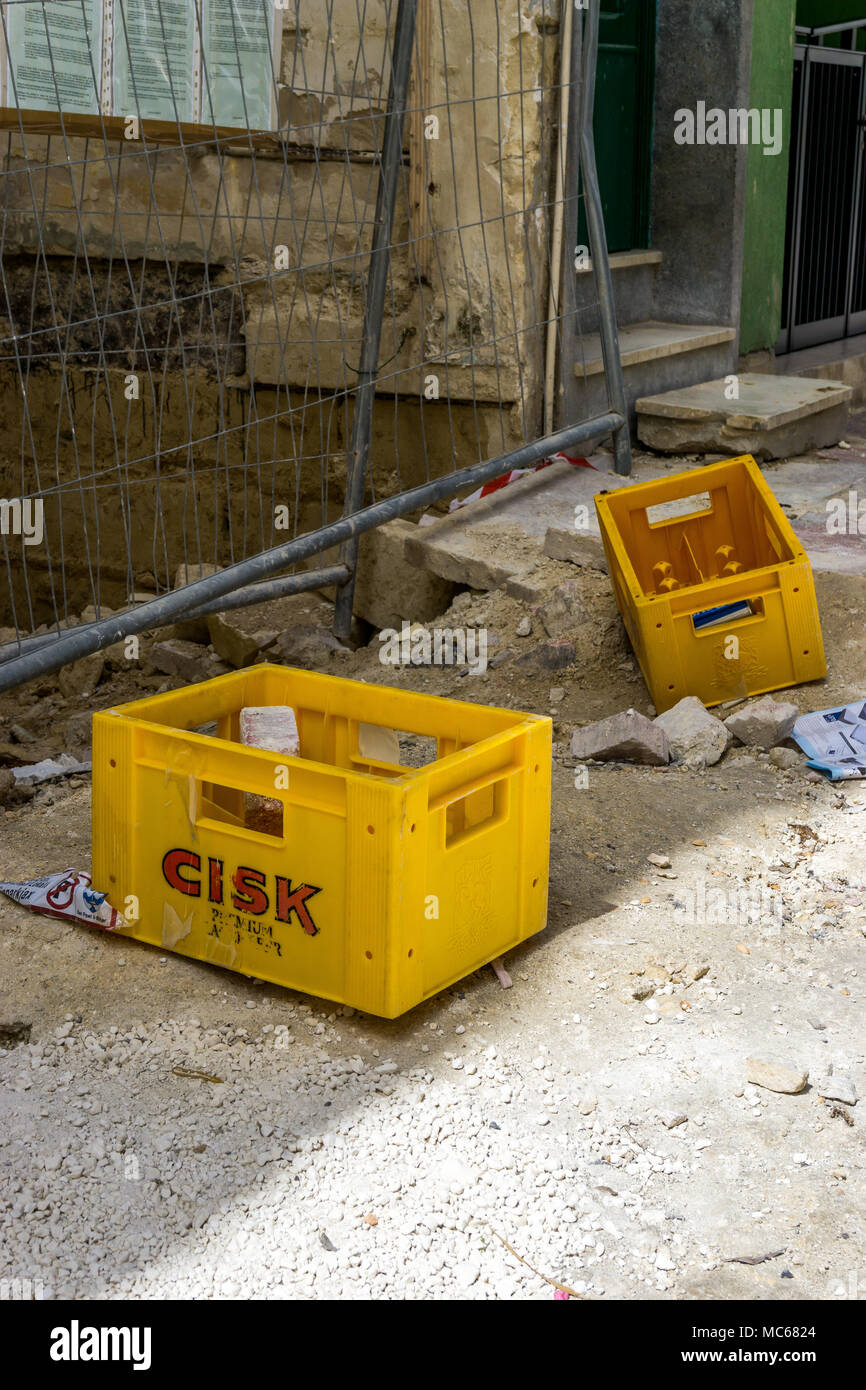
0;0;630;692
778;40;866;353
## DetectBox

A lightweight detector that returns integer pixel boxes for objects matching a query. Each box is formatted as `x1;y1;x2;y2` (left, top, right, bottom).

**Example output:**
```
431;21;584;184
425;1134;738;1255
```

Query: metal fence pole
579;3;632;476
332;0;419;642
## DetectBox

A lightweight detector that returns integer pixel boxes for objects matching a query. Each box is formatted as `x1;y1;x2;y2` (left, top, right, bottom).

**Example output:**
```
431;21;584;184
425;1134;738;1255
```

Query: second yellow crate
92;665;551;1018
595;454;826;713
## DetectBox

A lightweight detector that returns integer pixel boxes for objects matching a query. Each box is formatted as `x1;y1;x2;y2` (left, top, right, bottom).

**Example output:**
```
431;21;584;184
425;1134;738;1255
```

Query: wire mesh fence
0;0;628;690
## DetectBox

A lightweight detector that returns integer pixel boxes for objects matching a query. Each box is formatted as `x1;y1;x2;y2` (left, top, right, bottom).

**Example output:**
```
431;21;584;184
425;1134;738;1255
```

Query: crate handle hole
199;780;283;839
646;492;711;526
444;777;508;848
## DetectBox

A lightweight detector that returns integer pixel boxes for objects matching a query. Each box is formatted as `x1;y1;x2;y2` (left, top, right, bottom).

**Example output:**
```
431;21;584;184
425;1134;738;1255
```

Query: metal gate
0;0;630;693
779;39;866;352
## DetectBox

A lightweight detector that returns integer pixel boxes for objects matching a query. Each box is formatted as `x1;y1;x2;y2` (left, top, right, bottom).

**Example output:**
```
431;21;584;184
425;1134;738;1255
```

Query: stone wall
0;0;558;620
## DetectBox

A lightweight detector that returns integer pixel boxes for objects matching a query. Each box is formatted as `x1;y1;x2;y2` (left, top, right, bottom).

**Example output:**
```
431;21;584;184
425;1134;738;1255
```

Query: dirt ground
0;477;864;1301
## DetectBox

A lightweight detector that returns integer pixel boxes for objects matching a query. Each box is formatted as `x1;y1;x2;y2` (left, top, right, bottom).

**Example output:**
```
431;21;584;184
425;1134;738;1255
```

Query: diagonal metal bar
0;412;622;692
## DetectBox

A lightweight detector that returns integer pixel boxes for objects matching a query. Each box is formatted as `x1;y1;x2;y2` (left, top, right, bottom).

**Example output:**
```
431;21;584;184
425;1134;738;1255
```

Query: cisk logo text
162;849;322;937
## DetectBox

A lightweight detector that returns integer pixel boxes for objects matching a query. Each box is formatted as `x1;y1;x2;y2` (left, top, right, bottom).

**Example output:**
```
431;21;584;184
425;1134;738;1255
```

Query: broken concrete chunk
207;613;274;669
653;696;732;767
746;1058;808;1094
516;639;576;671
536;581;587;639
570;708;669;766
724;696;799;748
769;746;802;771
272;624;346;668
354;520;457;629
542;527;607;570
815;1076;857;1106
660;1111;688;1129
0;767;35;806
647;852;671;868
12;754;91;785
58;650;105;700
516;616;532;638
64;711;93;756
148;639;216;683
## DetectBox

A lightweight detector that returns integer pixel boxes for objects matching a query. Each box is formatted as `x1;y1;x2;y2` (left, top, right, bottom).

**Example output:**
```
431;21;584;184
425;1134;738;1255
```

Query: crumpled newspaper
793;700;866;781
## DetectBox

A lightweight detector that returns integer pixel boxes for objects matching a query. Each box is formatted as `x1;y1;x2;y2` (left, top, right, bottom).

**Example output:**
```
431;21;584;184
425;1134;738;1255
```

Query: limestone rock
815;1075;857;1105
654;696;732;766
536;582;586;639
58;651;105;700
272;624;345;668
516;639;576;671
746;1059;808;1094
64;711;93;756
542;527;607;570
207;613;275;669
570;708;669;766
354;521;457;629
724;696;799;748
148;639;215;683
770;746;802;771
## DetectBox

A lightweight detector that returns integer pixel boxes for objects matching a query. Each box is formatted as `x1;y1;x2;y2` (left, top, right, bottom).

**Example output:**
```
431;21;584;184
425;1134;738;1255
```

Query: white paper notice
201;0;280;131
112;0;196;123
4;0;102;114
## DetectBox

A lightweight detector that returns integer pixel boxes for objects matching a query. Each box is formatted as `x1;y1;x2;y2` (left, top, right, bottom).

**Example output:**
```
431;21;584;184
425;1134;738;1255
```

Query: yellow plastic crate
92;665;551;1018
595;454;826;713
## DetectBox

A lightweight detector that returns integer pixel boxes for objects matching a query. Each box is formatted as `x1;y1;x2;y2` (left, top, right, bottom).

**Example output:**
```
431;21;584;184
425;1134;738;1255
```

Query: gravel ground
1;752;863;1301
1;511;864;1301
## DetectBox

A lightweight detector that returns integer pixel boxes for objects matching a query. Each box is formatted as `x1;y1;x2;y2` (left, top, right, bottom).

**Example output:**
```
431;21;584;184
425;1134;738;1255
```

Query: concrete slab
636;373;852;458
403;448;866;593
403;453;679;590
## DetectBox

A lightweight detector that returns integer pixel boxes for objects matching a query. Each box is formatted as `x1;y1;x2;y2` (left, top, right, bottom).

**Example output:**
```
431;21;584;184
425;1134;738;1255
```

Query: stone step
573;321;737;379
636;373;851;459
574;249;663;333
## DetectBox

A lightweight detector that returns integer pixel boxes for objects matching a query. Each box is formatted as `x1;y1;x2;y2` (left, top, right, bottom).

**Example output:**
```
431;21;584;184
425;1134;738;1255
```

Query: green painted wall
739;0;797;355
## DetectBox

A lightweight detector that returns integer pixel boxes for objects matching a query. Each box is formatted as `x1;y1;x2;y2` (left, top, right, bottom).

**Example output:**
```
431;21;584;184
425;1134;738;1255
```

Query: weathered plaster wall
1;0;556;614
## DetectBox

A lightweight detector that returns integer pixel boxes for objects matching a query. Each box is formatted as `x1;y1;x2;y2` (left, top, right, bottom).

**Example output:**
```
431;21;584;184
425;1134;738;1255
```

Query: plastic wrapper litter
0;869;122;930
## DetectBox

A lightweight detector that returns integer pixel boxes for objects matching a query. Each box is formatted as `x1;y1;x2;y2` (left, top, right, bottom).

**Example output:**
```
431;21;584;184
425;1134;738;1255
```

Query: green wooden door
580;0;656;252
